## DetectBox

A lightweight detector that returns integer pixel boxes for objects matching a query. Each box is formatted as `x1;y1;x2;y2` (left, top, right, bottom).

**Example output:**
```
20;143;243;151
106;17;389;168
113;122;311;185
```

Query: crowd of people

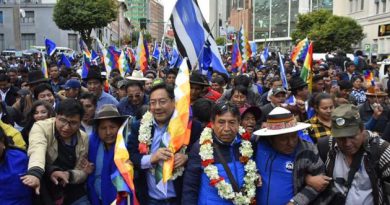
0;48;390;205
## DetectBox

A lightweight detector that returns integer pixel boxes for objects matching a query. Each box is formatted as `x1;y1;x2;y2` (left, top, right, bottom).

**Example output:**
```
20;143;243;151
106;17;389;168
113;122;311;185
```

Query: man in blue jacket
254;107;328;205
182;102;259;205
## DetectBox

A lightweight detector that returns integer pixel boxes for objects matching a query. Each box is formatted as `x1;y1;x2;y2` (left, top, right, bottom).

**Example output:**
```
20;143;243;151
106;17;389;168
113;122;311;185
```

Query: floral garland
138;111;186;180
199;127;258;205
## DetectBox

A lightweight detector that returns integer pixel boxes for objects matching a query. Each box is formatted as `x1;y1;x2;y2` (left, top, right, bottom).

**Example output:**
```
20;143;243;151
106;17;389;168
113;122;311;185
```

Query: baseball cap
331;104;361;138
271;87;287;96
117;80;128;89
63;79;81;90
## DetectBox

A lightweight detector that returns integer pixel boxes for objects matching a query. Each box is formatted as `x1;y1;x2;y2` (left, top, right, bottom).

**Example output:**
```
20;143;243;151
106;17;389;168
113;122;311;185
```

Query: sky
163;0;209;22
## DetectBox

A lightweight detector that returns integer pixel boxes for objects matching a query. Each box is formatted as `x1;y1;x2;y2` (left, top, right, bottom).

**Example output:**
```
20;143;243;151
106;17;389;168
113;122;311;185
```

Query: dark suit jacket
127;118;202;204
4;86;19;106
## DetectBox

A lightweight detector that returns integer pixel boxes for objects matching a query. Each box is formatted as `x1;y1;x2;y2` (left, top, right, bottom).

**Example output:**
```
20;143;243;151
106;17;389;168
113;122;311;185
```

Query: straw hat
365;86;388;97
253;107;311;136
126;70;149;81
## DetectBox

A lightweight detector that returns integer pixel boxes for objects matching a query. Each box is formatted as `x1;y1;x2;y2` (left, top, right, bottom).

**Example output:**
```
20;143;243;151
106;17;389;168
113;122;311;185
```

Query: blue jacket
182;135;248;205
117;95;149;116
0;148;32;205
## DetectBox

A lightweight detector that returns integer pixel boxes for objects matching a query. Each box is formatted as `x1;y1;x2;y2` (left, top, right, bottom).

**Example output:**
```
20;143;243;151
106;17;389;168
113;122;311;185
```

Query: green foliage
53;0;117;48
130;31;152;47
216;37;226;46
292;9;364;53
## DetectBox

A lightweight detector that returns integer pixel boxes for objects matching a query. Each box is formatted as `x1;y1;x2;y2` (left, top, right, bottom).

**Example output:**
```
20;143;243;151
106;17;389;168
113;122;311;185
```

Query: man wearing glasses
117;80;149;116
21;99;90;204
128;81;202;205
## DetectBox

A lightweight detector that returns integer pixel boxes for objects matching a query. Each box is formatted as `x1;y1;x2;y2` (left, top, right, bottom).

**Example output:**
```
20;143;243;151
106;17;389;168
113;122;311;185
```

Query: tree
292;10;364;53
53;0;117;48
216;37;226;46
130;31;153;47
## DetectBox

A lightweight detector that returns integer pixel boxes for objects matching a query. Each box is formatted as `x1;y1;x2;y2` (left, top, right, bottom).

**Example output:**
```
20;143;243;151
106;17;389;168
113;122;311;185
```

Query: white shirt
0;88;9;102
333;150;374;205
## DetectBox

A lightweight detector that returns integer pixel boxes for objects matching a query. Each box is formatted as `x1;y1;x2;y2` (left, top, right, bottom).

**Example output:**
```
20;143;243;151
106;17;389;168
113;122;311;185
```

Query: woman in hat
350;76;367;105
87;105;130;205
21;100;55;147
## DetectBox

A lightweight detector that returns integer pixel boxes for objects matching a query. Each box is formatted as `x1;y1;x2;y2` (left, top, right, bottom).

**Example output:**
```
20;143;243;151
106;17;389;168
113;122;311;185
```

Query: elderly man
314;104;390;205
254;107;327;205
21;99;90;204
183;102;259;204
128;81;202;204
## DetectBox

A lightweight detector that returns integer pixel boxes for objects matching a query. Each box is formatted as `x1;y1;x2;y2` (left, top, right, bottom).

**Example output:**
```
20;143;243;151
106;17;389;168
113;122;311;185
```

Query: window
21;11;34;24
68;34;77;51
0;34;4;51
355;0;358;12
361;0;364;10
383;0;387;13
0;11;3;24
350;0;353;13
21;33;35;50
376;2;380;14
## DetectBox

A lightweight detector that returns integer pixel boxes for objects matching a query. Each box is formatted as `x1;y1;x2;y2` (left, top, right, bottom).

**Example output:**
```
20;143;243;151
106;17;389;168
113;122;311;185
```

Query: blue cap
63;79;81;90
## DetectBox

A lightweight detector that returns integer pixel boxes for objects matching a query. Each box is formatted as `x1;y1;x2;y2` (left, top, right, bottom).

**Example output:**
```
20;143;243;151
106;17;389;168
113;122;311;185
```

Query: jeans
70;195;91;205
148;197;178;205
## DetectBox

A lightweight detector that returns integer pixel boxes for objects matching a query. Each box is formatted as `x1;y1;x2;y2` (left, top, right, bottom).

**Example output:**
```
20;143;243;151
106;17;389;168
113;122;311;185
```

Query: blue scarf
87;132;117;205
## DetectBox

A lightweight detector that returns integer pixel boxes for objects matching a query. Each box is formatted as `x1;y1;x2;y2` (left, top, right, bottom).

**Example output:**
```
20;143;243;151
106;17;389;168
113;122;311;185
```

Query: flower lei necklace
199;126;258;205
138;111;185;179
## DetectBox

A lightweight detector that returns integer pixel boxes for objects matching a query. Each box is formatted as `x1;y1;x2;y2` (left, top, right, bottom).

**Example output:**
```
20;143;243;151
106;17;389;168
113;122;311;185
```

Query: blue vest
198;151;245;205
256;141;295;205
0;149;32;205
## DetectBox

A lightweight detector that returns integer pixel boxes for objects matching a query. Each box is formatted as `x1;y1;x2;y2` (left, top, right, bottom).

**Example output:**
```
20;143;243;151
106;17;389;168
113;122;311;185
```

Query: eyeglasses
57;117;80;129
128;93;142;99
150;98;170;107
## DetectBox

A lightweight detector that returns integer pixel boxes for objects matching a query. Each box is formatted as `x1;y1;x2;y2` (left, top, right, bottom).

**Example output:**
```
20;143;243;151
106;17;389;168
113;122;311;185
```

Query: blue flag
261;46;269;63
170;0;228;76
45;38;57;56
57;53;71;68
169;48;182;68
152;42;160;60
278;52;289;90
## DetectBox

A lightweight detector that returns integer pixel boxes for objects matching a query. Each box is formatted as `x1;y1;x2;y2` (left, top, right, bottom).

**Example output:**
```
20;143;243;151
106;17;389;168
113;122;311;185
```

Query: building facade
333;0;390;58
125;0;148;31
0;0;132;52
149;0;164;41
0;0;79;51
251;0;332;52
229;0;253;40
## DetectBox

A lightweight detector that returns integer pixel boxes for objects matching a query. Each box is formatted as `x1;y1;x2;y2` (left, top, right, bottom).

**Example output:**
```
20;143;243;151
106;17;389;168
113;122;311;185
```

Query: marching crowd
0;50;390;205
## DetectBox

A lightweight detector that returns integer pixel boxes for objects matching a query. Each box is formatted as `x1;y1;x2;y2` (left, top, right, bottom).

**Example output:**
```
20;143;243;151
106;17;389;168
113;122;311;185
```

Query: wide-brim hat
254;107;311;136
94;104;128;122
190;72;209;86
365;86;388;97
126;70;149;81
289;76;308;91
26;70;49;85
240;106;262;121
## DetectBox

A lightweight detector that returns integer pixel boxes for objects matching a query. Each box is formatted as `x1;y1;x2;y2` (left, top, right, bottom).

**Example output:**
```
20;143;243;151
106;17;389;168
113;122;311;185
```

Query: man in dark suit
128;81;202;205
0;72;19;106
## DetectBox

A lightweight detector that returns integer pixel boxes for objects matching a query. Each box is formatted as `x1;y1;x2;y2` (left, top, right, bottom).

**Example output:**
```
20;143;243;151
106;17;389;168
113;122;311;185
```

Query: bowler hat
289;77;307;91
26;70;48;85
82;66;106;81
190;72;209;86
